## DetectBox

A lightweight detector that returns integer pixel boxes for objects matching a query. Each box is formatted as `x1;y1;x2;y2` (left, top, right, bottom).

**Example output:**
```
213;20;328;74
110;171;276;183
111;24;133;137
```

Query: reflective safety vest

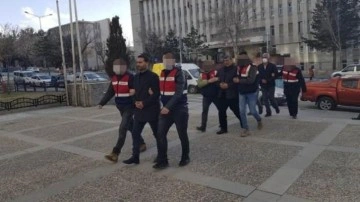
160;68;187;95
282;69;299;83
200;69;217;80
111;74;130;97
237;64;258;94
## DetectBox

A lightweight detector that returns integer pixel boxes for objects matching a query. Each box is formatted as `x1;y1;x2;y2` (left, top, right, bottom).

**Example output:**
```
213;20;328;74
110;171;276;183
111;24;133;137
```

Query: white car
29;75;52;87
331;64;360;77
26;67;40;73
176;63;200;94
13;71;34;84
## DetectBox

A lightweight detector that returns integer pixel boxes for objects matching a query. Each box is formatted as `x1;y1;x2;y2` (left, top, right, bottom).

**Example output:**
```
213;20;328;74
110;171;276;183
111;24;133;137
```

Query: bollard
43;82;47;92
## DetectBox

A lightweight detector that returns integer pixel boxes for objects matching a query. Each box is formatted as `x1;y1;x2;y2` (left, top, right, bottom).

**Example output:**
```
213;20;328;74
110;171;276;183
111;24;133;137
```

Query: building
48;18;110;71
131;0;359;71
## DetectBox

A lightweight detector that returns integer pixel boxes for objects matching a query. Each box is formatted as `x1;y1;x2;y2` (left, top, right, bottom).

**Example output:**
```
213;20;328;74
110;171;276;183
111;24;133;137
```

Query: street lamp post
24;11;53;30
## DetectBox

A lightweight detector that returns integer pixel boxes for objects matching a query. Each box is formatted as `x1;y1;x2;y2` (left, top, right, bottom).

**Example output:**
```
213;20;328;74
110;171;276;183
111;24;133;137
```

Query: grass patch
0;92;65;102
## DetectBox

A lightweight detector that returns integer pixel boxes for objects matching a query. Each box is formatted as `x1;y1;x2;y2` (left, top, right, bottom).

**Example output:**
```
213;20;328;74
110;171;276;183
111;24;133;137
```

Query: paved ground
0;94;360;202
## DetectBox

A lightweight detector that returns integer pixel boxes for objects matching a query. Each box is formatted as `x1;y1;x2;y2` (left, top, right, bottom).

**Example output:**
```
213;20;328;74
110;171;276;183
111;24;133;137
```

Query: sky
0;0;133;44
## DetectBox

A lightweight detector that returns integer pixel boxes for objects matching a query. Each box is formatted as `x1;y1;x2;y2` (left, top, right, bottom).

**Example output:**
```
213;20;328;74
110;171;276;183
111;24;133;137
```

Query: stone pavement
0;95;360;202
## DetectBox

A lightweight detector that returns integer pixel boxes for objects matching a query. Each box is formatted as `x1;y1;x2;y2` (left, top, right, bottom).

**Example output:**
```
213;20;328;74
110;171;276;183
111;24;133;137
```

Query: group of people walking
99;52;189;169
197;52;307;137
98;50;308;169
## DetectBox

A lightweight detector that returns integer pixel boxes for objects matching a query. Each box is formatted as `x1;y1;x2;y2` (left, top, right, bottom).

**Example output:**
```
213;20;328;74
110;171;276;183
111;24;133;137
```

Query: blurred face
136;57;148;71
223;58;232;67
163;53;175;70
262;53;270;64
113;64;127;75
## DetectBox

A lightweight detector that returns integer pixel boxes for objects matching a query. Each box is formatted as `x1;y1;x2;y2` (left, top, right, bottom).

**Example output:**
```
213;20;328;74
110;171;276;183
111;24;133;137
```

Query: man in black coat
216;56;242;134
258;53;280;117
123;54;161;164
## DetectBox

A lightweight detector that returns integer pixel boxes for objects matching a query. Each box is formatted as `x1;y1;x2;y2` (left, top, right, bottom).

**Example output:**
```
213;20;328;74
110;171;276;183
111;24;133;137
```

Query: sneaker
140;143;147;153
240;129;251;137
257;121;263;130
196;126;206;132
153;161;169;169
104;152;118;163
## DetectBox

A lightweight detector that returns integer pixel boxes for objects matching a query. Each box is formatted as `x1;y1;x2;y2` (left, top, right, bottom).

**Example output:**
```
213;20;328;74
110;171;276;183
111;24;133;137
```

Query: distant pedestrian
215;56;243;135
308;65;315;81
233;52;263;137
123;54;161;165
258;53;280;117
98;57;147;163
196;61;219;132
281;58;307;119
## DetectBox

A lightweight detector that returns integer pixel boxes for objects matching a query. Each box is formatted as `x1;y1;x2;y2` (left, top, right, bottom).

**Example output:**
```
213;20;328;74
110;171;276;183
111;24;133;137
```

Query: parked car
331;64;360;77
176;63;200;94
29;74;52;87
301;76;360;110
13;71;34;84
26;67;40;73
67;72;107;82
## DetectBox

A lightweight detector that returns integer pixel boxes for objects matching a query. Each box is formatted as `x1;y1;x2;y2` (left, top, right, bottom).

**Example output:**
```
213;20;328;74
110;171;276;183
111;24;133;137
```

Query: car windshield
188;69;200;78
85;73;99;79
39;75;51;79
24;72;33;77
275;79;284;88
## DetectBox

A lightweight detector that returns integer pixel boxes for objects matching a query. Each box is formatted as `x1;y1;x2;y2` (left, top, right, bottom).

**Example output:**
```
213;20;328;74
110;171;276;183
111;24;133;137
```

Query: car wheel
317;97;336;110
333;74;341;77
188;85;198;94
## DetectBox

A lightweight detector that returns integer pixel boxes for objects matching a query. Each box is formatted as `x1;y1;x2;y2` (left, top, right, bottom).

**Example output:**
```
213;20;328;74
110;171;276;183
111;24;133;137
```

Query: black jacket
133;70;161;122
258;62;278;88
98;73;134;106
237;64;259;95
216;64;238;99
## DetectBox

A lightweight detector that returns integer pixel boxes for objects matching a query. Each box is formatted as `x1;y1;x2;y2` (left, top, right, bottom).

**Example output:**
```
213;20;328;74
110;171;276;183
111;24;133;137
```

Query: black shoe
196;126;206;132
292;115;297;119
153;161;169;169
179;158;190;167
216;129;228;135
123;156;139;164
259;109;263;115
247;112;252;115
265;113;272;117
153;156;158;163
275;108;280;114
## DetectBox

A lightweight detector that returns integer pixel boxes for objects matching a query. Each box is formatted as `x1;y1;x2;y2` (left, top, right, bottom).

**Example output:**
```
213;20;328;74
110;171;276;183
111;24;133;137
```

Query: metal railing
0;94;67;111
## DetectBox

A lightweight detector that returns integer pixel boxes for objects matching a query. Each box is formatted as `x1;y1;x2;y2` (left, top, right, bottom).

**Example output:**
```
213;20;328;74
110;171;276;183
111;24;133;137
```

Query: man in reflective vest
196;61;219;132
233;52;263;137
98;58;147;163
154;51;190;169
281;58;307;119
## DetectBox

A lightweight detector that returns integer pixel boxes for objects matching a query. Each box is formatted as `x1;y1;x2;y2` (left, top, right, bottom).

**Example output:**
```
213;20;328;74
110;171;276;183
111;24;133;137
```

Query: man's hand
208;77;219;83
262;79;267;84
98;105;103;109
135;101;144;109
220;82;229;89
271;73;275;77
148;88;153;95
129;89;135;96
160;107;170;115
233;77;240;83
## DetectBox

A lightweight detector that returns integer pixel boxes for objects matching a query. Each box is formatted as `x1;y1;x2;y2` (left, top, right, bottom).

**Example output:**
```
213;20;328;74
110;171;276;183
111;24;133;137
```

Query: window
278;4;283;16
270;6;274;17
279;24;284;35
343;65;355;72
261;8;265;19
300;45;304;53
297;0;301;13
288;2;292;14
298;21;303;34
270;25;275;36
253;8;257;20
342;79;359;89
288;23;293;34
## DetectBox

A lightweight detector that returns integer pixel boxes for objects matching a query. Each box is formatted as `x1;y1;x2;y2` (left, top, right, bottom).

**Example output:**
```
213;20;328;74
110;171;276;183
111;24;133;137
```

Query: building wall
131;0;359;70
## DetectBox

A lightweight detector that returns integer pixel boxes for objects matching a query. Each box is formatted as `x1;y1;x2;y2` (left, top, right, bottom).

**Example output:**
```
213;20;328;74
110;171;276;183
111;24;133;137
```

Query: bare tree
204;1;252;57
94;41;107;65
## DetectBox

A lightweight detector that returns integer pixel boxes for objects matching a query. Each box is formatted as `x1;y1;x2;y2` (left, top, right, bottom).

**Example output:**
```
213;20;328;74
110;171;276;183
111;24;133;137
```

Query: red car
301;76;360;110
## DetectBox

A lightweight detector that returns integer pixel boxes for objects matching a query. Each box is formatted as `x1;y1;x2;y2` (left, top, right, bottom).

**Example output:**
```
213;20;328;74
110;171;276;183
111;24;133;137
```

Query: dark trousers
200;96;219;128
131;118;158;158
112;105;145;155
285;91;300;116
262;86;279;115
218;97;242;131
157;106;189;162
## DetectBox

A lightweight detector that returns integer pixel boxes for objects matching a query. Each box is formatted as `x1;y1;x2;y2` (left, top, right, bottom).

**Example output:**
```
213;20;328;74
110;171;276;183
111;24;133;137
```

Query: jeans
262;86;279;115
218;97;242;131
157;106;189;162
239;92;262;130
131;118;158;158
285;91;300;117
200;96;219;128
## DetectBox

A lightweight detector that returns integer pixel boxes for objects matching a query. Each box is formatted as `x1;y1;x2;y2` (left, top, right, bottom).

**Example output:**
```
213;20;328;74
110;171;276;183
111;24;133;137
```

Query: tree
183;26;208;62
105;16;129;76
304;0;360;70
14;28;38;67
95;41;107;66
204;1;251;56
144;32;164;63
164;29;182;61
0;24;18;68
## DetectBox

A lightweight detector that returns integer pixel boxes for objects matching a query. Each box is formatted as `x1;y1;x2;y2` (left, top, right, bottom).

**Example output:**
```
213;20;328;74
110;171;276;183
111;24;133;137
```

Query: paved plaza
0;95;360;202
